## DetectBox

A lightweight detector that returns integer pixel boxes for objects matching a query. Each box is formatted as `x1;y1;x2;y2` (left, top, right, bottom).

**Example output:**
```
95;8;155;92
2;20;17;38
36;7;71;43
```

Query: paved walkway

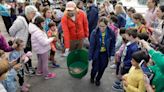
0;16;117;92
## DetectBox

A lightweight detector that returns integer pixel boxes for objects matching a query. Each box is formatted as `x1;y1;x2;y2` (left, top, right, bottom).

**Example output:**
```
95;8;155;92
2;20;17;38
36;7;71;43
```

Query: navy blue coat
89;27;116;61
117;13;126;28
123;42;139;68
87;5;99;35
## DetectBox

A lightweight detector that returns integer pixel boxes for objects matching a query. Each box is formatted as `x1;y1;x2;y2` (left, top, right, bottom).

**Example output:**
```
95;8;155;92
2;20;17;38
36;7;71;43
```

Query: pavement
0;16;117;92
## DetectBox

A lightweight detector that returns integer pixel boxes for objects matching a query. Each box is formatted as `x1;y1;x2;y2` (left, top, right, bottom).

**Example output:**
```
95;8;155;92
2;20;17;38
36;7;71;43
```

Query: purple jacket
0;34;13;52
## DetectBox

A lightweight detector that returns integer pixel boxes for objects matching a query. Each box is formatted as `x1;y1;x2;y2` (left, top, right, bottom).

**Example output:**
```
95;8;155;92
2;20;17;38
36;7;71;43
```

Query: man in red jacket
61;1;89;56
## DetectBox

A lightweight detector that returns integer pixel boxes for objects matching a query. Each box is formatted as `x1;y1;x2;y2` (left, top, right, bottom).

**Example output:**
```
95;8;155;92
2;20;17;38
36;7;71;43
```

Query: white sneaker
61;52;69;57
61;48;69;57
110;64;116;69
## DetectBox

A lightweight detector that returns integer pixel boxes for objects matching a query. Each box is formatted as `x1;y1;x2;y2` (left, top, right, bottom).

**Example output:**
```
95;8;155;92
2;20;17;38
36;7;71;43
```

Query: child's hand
144;74;150;85
13;63;22;70
25;51;32;58
122;74;128;80
53;38;57;41
123;80;128;87
12;42;17;49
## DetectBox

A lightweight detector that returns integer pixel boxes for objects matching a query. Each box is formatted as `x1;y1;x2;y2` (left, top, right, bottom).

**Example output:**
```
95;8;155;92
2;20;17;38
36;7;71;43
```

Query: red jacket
61;10;89;48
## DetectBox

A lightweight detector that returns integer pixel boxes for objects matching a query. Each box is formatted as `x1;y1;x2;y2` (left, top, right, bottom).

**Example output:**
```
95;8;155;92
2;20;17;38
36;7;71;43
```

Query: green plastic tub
67;49;89;78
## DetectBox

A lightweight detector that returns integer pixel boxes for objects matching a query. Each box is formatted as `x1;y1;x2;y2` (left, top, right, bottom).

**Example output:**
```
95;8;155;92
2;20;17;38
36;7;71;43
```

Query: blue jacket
89;27;116;61
117;13;126;28
87;5;99;34
0;4;10;17
125;16;135;29
44;18;51;32
123;42;139;68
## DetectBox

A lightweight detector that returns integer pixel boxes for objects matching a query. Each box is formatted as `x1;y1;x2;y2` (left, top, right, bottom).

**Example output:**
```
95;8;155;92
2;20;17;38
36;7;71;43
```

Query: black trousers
17;69;24;86
24;44;32;72
116;62;120;75
2;16;12;33
91;52;109;81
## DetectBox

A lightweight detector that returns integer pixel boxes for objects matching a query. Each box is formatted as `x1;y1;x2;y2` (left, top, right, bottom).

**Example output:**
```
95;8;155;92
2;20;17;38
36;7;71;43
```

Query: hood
29;23;40;34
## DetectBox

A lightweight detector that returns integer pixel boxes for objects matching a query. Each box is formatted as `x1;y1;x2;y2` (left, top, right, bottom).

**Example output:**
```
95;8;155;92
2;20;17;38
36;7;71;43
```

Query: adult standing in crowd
0;0;12;33
103;0;114;15
115;4;126;28
151;5;164;45
87;0;98;39
145;0;158;27
89;17;116;86
141;40;164;92
9;5;37;75
61;1;89;56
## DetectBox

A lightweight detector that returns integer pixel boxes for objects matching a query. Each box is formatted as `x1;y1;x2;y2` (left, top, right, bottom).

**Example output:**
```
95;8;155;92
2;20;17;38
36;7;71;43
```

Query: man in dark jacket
87;0;98;39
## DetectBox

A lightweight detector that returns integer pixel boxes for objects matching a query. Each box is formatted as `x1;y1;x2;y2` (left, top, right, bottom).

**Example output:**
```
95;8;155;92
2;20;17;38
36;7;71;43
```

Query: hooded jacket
29;23;53;54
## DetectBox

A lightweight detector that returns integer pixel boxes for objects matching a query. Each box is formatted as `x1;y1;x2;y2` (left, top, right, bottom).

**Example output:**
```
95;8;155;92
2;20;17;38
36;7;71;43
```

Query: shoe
45;73;56;79
113;80;121;86
23;83;31;88
21;86;29;92
110;64;116;69
95;81;100;86
90;78;94;84
61;53;68;57
51;63;60;68
112;84;124;92
29;70;36;76
36;71;42;76
24;71;30;76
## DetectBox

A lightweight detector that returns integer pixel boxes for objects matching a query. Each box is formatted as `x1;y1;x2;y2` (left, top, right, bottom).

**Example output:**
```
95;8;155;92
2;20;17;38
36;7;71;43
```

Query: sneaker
36;71;42;76
112;84;124;92
95;81;101;86
51;63;60;68
45;73;56;79
21;86;29;92
113;80;121;86
90;78;94;84
110;64;116;69
29;70;36;76
24;71;30;76
23;83;31;88
61;51;69;57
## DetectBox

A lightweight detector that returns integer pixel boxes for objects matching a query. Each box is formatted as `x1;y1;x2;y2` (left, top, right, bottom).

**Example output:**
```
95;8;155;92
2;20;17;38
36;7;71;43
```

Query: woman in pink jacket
29;16;56;79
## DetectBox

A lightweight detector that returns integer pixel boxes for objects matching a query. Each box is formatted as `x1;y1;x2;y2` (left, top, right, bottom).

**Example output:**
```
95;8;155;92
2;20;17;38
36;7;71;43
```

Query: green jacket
148;49;164;92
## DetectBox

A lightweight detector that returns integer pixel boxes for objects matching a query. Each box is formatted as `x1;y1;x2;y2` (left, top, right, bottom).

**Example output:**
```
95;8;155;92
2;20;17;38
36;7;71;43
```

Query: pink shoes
21;83;30;92
45;73;56;79
36;71;42;76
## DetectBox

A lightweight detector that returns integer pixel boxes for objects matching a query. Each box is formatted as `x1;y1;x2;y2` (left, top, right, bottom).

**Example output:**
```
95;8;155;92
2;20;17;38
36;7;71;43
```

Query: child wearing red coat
47;22;60;68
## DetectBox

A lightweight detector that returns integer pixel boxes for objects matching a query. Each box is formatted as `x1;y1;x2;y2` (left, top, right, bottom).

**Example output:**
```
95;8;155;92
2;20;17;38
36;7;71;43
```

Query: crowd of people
0;0;164;92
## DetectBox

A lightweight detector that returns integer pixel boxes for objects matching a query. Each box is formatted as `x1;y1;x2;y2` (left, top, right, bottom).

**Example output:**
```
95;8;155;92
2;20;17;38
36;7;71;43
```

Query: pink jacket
29;23;53;54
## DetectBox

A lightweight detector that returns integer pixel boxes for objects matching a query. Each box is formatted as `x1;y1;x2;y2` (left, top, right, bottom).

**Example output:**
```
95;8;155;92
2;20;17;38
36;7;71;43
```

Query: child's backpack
138;25;153;35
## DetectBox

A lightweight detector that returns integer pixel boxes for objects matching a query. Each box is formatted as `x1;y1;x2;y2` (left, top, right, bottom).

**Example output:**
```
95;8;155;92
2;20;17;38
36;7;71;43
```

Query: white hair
25;5;38;16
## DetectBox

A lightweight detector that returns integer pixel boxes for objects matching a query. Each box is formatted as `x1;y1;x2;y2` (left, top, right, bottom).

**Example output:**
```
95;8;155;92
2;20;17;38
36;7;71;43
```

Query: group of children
0;17;60;92
0;0;164;92
0;39;32;92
